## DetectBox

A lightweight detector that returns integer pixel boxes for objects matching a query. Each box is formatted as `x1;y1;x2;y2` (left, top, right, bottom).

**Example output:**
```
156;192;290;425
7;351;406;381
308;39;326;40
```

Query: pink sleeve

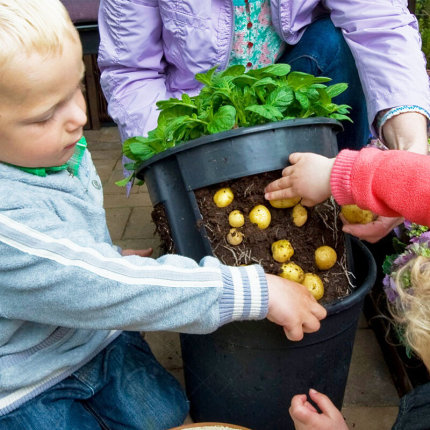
330;148;430;226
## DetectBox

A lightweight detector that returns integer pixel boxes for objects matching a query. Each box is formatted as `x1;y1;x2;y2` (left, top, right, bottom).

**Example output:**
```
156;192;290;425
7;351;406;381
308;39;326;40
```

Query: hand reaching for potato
265;273;327;341
264;152;335;207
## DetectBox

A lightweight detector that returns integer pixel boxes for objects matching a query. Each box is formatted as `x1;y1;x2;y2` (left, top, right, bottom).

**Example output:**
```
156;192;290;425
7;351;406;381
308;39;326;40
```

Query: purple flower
404;220;413;231
383;274;398;303
410;231;430;244
393;252;415;267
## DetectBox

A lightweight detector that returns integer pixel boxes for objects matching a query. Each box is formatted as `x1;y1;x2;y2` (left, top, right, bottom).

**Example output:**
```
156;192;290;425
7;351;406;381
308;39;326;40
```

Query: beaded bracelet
377;105;430;139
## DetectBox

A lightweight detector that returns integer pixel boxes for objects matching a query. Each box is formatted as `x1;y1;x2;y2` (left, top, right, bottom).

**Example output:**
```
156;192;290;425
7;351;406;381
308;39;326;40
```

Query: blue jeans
278;16;369;150
0;332;189;430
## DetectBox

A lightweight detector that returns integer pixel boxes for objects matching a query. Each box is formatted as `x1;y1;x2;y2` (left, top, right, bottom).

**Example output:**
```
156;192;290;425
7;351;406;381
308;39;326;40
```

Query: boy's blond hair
389;256;430;369
0;0;79;67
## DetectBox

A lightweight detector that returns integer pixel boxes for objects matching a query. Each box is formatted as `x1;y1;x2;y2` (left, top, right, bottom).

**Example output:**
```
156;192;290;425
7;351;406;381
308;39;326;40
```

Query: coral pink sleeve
330;148;430;227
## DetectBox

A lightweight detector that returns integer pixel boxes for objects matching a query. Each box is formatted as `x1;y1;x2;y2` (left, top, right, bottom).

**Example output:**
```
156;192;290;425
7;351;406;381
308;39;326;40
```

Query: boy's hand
265;274;327;341
122;248;153;257
340;214;404;243
264;153;335;207
289;389;348;430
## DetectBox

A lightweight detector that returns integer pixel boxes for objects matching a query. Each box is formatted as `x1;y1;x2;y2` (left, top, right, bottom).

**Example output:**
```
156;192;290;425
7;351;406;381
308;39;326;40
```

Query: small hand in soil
265;273;327;341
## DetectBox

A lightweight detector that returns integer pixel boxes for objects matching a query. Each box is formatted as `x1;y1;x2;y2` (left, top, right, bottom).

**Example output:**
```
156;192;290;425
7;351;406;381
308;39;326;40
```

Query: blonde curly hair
0;0;78;67
389;256;430;369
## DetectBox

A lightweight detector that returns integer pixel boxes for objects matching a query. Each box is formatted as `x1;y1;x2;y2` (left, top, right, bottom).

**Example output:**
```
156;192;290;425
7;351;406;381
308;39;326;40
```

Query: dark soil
152;170;353;305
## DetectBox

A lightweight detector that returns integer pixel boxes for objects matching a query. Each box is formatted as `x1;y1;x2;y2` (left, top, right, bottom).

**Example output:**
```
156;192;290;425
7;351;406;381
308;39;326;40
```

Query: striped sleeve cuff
218;264;268;326
330;149;359;206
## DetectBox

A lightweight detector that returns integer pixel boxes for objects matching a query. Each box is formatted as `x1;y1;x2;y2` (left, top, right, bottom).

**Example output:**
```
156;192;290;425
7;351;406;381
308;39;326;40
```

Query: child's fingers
283;323;305;341
308;388;340;417
122;248;153;257
302;315;321;333
311;301;327;320
288;152;304;165
289;394;318;423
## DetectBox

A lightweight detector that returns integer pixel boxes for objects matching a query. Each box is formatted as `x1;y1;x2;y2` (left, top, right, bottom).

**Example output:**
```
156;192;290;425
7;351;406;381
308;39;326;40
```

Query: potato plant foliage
120;63;351;185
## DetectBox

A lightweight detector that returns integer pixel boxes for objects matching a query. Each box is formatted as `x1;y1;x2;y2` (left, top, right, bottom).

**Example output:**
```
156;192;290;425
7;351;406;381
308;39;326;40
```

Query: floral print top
229;0;286;70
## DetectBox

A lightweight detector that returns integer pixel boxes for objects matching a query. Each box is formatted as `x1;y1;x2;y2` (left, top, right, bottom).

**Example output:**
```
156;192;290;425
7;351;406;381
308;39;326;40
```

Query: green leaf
329;113;353;122
259;63;291;77
232;74;259;87
207;105;236;134
288;71;331;90
245;104;284;121
266;87;294;109
220;65;246;78
252;77;278;88
316;88;331;106
326;83;348;98
294;91;310;110
382;254;397;275
115;173;135;187
156;97;197;111
195;65;219;86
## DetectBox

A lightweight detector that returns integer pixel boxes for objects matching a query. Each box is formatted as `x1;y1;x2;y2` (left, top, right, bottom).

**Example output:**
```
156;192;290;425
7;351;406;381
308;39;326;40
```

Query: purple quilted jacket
98;0;429;141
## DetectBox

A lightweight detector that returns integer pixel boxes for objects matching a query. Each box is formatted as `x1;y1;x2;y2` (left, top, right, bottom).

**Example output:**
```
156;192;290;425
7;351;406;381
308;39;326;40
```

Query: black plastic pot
136;118;376;430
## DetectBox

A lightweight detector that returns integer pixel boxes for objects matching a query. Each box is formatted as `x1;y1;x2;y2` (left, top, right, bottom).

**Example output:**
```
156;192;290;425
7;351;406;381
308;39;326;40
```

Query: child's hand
265;274;327;341
340;214;404;243
289;389;348;430
122;248;153;257
264;153;335;207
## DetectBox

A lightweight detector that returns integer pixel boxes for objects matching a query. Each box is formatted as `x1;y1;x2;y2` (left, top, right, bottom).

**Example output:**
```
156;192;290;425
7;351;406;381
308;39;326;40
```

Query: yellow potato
302;273;324;300
341;204;374;224
213;187;234;208
271;239;294;263
279;262;305;283
292;204;308;227
269;196;301;208
249;205;271;229
226;228;244;246
315;245;337;270
228;210;245;228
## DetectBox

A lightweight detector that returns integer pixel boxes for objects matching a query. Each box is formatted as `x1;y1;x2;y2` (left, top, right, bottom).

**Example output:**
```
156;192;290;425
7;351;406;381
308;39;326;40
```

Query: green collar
9;137;87;177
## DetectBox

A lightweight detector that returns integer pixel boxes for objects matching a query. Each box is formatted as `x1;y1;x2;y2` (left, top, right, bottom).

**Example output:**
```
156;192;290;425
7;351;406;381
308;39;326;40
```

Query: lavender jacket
98;0;430;141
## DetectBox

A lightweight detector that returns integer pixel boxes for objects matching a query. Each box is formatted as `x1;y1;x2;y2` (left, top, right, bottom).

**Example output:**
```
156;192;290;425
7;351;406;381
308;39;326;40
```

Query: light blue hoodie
0;149;267;415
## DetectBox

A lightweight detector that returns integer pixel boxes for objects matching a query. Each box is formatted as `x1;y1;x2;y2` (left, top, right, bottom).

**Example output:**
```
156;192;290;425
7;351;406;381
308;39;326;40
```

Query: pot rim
137;117;342;173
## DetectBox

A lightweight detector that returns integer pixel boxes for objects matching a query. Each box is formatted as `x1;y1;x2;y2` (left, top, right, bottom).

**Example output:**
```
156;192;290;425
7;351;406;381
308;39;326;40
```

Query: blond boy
0;1;326;428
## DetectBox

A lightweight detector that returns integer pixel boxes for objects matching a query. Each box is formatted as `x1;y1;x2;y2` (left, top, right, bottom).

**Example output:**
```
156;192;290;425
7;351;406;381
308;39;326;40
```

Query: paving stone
85;126;121;143
342;405;398;430
105;207;131;241
90;149;121;162
102;168;139;194
122;207;158;240
103;192;152;209
144;332;184;371
344;328;399;406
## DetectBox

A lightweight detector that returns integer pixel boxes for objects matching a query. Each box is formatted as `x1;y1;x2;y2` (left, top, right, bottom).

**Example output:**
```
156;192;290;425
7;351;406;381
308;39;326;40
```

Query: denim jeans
0;332;189;430
278;16;369;151
392;382;430;430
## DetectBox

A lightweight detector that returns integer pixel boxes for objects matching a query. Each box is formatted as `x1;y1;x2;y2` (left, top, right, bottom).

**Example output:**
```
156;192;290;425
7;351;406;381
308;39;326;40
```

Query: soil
152;170;353;305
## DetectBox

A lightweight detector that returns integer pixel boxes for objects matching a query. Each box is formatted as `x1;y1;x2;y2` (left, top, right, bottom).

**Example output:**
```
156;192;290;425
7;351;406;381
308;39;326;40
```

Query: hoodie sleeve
331;147;430;226
324;0;430;133
97;0;183;142
0;206;268;334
